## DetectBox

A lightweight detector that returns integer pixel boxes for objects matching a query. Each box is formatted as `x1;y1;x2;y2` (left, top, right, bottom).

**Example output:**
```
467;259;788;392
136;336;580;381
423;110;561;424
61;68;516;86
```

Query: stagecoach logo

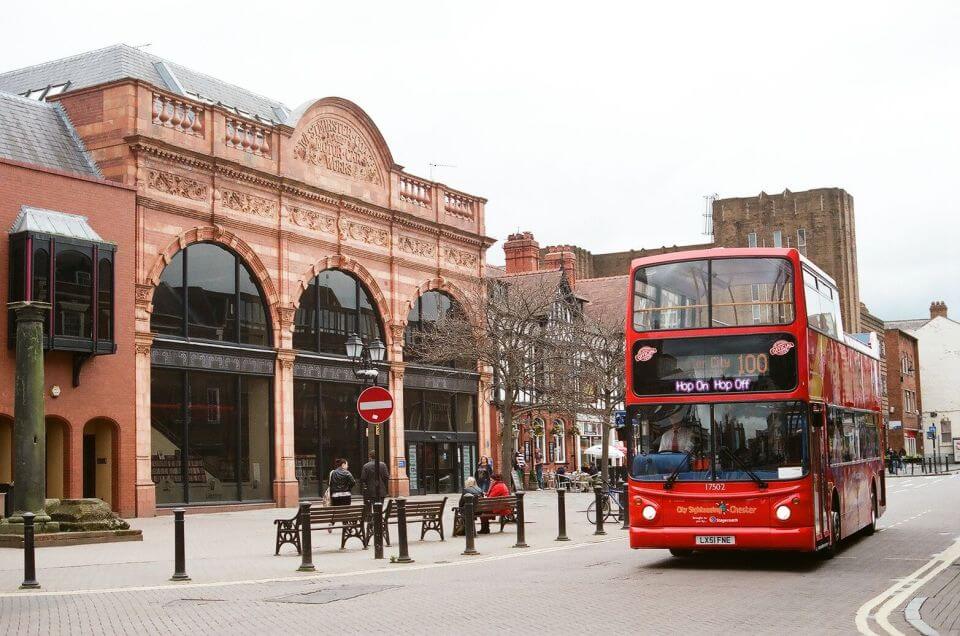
634;346;658;362
770;339;795;356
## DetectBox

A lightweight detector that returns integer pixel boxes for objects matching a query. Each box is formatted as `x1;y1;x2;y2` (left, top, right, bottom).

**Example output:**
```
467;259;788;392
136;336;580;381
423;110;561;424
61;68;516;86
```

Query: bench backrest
474;496;517;513
383;498;447;519
305;504;365;525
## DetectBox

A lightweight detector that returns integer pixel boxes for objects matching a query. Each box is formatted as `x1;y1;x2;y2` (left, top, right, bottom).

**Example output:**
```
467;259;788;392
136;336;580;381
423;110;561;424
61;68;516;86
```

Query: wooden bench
274;504;368;555
381;497;447;546
452;495;518;536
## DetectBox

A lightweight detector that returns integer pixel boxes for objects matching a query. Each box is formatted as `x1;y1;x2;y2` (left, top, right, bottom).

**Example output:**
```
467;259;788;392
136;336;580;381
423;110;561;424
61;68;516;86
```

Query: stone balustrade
444;190;477;221
152;93;204;136
225;117;272;158
399;174;432;208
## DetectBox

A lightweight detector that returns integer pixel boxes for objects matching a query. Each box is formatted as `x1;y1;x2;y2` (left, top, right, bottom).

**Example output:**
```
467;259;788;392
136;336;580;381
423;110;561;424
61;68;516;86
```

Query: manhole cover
268;584;400;605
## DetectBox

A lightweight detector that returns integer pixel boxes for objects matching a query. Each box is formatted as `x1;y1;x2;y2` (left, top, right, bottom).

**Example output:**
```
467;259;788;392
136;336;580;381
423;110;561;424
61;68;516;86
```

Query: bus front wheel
669;548;694;557
821;507;841;560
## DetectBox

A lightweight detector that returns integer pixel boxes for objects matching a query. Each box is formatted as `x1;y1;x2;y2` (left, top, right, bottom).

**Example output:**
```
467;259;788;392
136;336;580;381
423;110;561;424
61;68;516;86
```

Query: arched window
150;243;271;346
552;419;566;463
293;269;384;356
404;290;466;366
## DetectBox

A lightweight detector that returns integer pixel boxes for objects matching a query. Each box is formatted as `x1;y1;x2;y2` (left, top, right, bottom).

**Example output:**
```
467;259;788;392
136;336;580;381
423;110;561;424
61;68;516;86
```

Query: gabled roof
0;91;100;177
0;44;290;124
10;205;113;244
885;318;931;332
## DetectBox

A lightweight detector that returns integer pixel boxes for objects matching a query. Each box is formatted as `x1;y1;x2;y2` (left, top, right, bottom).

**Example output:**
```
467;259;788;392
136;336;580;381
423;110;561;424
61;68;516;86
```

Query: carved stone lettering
443;247;479;269
397;234;435;257
338;218;389;248
220;189;278;219
293;117;382;185
147;169;207;201
286;205;337;234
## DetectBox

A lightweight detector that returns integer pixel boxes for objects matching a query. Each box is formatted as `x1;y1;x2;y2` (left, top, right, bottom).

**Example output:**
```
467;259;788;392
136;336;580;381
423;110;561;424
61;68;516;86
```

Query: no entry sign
357;386;394;424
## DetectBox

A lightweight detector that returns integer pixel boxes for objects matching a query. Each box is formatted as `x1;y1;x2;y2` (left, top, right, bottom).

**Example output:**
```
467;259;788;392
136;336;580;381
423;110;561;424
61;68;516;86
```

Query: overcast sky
4;1;957;321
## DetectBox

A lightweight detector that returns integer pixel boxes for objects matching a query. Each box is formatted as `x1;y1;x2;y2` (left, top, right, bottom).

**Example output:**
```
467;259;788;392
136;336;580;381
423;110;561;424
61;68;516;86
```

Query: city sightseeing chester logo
634;346;658;362
769;339;795;356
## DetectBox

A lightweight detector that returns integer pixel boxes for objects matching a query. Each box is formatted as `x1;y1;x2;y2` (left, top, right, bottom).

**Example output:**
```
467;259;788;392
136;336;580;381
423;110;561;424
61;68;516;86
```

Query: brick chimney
930;301;948;319
503;231;541;274
544;245;577;286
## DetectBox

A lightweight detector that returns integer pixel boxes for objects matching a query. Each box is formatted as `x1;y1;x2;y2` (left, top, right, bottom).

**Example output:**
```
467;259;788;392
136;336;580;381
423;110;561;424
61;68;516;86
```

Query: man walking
513;450;526;491
360;451;390;526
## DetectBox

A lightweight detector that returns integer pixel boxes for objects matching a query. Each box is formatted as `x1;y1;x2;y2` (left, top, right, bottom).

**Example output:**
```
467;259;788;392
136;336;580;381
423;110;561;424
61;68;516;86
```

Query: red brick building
883;328;923;455
0;45;492;516
0;92;137;515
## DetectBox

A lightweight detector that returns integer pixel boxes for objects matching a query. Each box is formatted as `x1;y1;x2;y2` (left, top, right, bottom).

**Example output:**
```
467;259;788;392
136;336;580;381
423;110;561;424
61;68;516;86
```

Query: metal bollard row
394;498;413;564
594;486;606;536
171;508;190;581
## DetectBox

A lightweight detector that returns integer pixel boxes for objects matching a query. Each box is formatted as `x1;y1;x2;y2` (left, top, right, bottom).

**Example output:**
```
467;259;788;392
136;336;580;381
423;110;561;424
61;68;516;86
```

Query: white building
887;302;960;459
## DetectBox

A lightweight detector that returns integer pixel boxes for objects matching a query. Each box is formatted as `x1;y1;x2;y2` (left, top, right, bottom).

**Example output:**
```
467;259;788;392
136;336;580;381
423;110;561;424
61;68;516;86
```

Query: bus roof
628;247;839;289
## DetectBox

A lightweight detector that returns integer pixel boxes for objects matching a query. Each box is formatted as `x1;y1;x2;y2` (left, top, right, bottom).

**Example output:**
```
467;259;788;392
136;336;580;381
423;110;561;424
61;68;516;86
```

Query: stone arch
82;417;120;509
143;225;282;338
407;277;480;328
291;253;393;340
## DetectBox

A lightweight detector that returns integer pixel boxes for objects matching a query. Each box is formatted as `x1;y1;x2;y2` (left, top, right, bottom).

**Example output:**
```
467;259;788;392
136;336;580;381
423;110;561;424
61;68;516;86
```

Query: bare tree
407;272;580;486
574;305;626;484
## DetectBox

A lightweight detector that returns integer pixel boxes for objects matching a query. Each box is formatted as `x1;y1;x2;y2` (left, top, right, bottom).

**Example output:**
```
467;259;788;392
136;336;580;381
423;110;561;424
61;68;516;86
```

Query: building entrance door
408;441;459;495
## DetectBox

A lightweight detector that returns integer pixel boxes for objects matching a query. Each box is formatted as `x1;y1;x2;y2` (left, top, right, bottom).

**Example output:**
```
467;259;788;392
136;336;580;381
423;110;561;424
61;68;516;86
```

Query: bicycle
585;482;623;525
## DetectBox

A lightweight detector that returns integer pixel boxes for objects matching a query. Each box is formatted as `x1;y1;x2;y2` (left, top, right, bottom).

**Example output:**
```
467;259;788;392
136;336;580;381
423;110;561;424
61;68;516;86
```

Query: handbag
322;470;334;506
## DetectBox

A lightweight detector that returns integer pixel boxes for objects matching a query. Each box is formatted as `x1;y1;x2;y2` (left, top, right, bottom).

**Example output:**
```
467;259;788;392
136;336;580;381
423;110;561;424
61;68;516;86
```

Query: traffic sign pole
358;386;394;560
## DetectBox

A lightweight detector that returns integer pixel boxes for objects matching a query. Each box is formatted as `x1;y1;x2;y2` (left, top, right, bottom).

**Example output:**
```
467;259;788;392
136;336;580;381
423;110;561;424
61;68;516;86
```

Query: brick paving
0;478;957;634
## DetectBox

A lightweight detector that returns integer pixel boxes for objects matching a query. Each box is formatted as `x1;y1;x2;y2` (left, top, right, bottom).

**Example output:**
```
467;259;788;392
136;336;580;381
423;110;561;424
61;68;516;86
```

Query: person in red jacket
479;473;511;534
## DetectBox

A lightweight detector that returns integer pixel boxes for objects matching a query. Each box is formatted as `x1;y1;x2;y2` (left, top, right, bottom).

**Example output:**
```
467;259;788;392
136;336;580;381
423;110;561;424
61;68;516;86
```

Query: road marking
876;509;931;533
0;536;623;599
904;597;937;636
855;536;960;635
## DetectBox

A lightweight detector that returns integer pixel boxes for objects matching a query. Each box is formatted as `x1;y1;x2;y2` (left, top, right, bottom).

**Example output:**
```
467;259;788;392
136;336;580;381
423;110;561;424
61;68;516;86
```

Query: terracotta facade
36;77;492;516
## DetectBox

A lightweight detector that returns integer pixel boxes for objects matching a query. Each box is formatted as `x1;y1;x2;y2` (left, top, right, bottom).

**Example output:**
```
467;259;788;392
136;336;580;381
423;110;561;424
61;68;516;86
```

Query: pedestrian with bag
360;450;390;513
328;458;356;506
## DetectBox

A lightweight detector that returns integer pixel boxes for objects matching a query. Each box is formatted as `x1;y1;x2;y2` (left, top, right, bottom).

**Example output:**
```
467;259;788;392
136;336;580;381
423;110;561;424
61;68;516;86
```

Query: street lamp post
346;333;386;559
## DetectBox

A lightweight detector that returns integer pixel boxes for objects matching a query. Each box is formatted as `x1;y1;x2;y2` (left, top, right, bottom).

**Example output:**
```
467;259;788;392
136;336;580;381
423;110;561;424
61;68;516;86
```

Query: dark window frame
293;269;385;358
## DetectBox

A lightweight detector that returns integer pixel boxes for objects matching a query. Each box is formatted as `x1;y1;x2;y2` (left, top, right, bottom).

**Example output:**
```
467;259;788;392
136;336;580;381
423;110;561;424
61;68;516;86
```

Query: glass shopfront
403;389;477;495
151;368;273;504
149;242;275;506
293;380;385;499
292;269;388;499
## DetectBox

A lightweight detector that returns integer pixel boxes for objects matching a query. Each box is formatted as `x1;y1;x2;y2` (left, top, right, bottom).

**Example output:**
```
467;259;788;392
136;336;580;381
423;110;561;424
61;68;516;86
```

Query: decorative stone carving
134;284;153;306
135;343;152;356
338;218;389;248
397;234;435;257
220;189;278;219
443;247;479;269
278;306;297;327
293;117;383;185
146;169;207;201
286;205;336;234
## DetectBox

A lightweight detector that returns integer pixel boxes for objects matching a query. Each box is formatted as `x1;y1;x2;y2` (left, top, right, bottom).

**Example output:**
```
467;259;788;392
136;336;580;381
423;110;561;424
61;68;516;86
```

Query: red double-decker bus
625;247;885;557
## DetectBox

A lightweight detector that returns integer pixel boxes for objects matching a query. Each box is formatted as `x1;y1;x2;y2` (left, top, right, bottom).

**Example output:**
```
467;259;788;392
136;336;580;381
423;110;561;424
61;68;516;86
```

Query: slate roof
0;44;291;124
10;205;112;244
885;318;931;333
0;91;100;177
577;275;628;325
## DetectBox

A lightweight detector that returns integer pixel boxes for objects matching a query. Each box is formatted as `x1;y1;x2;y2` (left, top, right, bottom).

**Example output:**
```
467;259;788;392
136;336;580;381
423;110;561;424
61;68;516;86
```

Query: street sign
927;424;937;440
357;386;394;424
614;410;627;428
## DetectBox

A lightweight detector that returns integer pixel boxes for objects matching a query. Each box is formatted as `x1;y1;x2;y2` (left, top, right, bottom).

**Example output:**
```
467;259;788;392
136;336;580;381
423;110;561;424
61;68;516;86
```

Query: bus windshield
632;257;795;332
631;401;808;482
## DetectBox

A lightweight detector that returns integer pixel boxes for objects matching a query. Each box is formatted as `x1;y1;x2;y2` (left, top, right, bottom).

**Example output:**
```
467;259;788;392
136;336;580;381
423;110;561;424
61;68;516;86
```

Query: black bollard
594;486;606;535
911;461;915;475
20;512;39;590
394;498;413;564
556;487;569;542
620;483;630;530
462;494;478;555
373;500;385;560
297;501;315;572
514;491;528;548
170;508;190;581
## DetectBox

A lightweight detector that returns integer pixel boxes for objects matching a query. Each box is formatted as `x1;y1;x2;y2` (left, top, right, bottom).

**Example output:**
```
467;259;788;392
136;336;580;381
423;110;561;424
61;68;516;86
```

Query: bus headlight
775;505;792;521
642;505;657;521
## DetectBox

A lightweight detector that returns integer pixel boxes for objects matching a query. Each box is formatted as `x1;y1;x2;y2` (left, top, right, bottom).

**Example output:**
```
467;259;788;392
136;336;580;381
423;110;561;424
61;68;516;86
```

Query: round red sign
356;386;394;424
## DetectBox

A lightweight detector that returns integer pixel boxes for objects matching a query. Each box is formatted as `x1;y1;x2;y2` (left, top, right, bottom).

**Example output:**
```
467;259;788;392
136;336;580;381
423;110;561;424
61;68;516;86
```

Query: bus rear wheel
669;548;694;557
863;493;877;536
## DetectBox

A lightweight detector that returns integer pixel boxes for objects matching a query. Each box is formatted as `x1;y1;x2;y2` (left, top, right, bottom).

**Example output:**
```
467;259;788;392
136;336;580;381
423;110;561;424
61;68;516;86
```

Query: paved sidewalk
0;489;617;593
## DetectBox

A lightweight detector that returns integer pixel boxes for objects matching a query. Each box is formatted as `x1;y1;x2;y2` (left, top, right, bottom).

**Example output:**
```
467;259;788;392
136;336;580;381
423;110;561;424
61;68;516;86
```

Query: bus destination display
632;333;798;396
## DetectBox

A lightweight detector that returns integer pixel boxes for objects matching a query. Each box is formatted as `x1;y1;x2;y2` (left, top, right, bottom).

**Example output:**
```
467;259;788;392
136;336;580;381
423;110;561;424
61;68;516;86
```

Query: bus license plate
695;535;735;545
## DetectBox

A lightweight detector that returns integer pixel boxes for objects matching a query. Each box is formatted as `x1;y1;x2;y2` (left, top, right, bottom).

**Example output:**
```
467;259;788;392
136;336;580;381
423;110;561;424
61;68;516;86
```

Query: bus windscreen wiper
663;450;694;491
717;445;768;489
